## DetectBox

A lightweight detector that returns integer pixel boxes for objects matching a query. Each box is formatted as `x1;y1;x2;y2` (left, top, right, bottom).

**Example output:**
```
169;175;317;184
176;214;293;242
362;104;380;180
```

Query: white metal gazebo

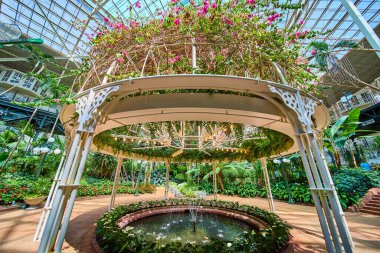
35;74;353;253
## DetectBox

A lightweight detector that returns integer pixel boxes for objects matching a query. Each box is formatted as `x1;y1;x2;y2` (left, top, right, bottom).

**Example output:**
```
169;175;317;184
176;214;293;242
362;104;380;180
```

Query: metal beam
340;0;380;58
0;56;87;62
32;1;73;57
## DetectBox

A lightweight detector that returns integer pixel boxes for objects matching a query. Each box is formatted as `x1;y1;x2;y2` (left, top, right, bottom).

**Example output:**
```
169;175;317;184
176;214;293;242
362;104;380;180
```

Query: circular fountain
96;199;291;253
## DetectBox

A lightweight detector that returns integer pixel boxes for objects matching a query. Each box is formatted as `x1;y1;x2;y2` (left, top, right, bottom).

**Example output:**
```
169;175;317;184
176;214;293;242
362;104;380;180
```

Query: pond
127;211;256;244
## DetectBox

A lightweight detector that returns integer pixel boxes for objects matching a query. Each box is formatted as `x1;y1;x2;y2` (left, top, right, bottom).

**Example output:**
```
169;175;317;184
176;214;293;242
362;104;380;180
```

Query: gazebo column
212;162;217;200
270;86;353;253
295;131;341;253
37;86;119;253
259;158;275;213
109;157;124;210
306;131;353;251
164;159;170;199
34;151;66;241
54;130;95;252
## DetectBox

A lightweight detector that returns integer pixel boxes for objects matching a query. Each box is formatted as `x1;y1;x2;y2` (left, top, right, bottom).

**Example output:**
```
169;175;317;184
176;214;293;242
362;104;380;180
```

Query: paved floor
0;189;379;253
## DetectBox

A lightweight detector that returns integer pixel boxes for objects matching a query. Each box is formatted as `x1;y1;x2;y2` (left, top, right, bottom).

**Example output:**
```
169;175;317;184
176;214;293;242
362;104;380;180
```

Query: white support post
109;157;124;210
269;86;354;253
212;162;217;200
260;158;275;213
299;133;343;253
33;152;67;241
164;160;170;199
340;0;380;58
294;133;336;253
37;86;119;253
55;131;95;252
192;37;197;73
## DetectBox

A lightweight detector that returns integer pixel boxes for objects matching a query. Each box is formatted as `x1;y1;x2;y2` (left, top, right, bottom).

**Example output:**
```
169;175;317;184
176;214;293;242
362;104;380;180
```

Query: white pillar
54;132;95;252
37;86;120;253
164;160;170;199
340;0;380;58
260;158;275;213
109;157;124;210
212;162;217;200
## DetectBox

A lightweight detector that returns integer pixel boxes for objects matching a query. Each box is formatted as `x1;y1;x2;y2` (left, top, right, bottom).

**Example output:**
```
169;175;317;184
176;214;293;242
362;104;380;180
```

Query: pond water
127;211;255;244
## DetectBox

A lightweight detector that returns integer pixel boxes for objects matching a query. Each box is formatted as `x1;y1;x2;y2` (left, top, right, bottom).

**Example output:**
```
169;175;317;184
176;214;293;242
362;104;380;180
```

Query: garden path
0;189;379;253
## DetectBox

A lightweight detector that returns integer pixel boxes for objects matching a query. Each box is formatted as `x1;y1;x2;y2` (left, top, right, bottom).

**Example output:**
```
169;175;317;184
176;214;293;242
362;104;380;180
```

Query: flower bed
96;199;291;252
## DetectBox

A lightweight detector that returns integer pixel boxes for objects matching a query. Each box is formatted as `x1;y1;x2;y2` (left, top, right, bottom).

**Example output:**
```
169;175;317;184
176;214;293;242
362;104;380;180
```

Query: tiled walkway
0;189;379;252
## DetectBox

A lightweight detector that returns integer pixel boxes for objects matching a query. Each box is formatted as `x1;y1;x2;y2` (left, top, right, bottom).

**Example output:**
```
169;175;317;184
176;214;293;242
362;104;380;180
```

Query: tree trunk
131;166;135;190
143;163;147;185
147;162;154;184
217;169;225;192
334;149;341;169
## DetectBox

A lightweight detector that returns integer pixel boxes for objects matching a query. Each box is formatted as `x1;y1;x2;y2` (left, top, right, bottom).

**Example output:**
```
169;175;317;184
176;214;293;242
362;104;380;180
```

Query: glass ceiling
0;0;379;59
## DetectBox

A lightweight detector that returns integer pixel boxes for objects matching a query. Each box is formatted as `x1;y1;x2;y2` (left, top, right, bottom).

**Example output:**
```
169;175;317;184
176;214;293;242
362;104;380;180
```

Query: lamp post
273;158;295;204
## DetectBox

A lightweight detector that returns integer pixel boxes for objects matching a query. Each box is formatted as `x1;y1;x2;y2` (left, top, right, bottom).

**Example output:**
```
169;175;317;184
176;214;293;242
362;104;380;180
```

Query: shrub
333;168;379;209
0;174;155;204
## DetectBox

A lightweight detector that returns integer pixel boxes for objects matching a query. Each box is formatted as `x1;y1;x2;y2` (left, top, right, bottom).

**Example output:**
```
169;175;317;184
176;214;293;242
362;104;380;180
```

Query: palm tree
310;40;380;92
203;162;253;192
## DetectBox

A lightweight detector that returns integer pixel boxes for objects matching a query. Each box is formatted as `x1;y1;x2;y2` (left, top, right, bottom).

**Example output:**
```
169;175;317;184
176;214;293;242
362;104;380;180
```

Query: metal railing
328;93;380;121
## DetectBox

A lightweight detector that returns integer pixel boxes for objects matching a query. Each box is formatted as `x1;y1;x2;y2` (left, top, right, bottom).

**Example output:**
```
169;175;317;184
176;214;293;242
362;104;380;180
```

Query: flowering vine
76;0;325;94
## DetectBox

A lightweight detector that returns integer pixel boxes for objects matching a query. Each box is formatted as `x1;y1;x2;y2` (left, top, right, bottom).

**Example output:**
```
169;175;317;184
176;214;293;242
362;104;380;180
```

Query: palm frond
332;40;359;50
309;41;329;51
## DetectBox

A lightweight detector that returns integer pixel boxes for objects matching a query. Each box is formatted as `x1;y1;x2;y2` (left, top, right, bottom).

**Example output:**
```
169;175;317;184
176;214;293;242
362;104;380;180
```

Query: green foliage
85;153;118;178
0;174;155;204
93;126;293;163
95;199;291;253
324;108;362;152
332;168;380;209
310;40;358;71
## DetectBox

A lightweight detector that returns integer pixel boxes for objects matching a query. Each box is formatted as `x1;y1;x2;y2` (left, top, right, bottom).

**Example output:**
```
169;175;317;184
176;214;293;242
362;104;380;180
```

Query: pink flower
135;1;141;8
130;21;140;27
169;56;180;64
222;17;233;26
295;31;301;40
211;2;217;8
299;20;304;25
103;17;109;22
97;31;102;36
221;49;228;55
311;50;316;55
53;99;60;103
174;18;181;25
117;57;123;63
296;57;304;65
246;0;255;4
171;0;179;3
122;51;127;57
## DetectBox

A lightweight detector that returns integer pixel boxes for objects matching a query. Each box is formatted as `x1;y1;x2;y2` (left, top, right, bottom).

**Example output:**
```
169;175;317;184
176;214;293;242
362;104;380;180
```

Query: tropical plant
85;153;118;178
323;108;362;169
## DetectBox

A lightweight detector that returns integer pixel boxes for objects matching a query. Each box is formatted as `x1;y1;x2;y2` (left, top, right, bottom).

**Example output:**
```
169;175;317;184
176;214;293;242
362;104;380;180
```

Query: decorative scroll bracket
269;85;317;130
76;86;120;128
